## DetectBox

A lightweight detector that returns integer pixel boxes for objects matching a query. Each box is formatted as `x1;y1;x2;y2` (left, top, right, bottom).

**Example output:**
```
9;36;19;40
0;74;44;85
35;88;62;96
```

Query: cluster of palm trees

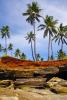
15;49;26;60
0;1;67;61
23;1;67;61
0;26;26;60
0;26;13;55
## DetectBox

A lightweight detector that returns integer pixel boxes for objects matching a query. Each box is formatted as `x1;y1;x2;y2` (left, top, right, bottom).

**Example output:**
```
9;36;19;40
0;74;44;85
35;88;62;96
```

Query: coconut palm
15;49;21;58
20;53;26;60
38;15;57;60
25;31;35;61
8;43;13;56
23;1;41;61
53;23;67;51
1;26;10;55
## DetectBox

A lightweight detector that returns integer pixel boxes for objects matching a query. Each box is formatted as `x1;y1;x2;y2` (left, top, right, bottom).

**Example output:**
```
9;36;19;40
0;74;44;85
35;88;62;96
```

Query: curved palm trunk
33;22;36;61
48;33;51;60
5;36;7;55
31;40;35;61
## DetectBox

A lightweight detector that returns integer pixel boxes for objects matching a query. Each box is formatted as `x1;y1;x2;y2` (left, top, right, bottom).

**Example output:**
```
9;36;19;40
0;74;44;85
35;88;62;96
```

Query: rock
0;80;11;87
34;67;59;75
51;84;67;94
47;77;63;87
59;81;67;87
14;78;46;89
47;77;67;94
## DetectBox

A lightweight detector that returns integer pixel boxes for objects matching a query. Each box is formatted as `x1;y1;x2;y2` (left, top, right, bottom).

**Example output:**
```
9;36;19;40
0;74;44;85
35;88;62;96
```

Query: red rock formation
0;57;67;70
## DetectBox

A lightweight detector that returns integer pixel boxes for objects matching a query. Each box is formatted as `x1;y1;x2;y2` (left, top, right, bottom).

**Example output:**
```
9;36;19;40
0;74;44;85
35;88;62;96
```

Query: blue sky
0;0;67;60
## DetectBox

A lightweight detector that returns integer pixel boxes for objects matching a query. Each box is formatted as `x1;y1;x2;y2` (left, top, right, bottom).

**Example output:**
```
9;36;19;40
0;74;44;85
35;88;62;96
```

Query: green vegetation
57;49;66;60
53;23;67;51
0;1;67;61
20;53;26;60
15;49;21;58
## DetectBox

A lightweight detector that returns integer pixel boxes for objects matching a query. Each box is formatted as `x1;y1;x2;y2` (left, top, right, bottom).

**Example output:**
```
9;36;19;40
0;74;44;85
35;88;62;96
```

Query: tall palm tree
23;1;41;61
1;26;10;55
53;23;67;51
38;15;57;60
8;43;13;56
25;31;35;61
15;49;21;58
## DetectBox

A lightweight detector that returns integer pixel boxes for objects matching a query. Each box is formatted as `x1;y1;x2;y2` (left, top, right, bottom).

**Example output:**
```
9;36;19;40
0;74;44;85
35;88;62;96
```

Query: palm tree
1;26;10;55
38;15;57;60
25;31;35;61
15;49;21;58
53;23;67;51
23;1;41;61
8;43;13;56
20;53;26;60
57;49;66;60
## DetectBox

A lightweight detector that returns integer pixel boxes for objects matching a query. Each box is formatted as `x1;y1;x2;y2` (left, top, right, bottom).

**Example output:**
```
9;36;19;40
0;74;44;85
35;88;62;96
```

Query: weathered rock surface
47;77;67;94
0;80;11;87
14;78;46;89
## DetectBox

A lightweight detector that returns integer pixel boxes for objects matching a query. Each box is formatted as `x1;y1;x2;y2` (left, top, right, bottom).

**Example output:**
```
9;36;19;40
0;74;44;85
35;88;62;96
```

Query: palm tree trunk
11;50;12;56
61;42;63;51
33;21;36;61
5;36;7;55
51;39;53;60
31;40;35;61
48;33;51;60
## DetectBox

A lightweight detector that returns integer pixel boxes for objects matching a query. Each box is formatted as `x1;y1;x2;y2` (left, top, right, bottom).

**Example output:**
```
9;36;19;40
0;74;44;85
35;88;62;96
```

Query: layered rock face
0;57;67;78
0;57;67;95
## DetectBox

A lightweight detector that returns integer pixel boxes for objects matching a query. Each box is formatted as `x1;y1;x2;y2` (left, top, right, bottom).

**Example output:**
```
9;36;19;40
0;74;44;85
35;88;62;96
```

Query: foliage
57;49;66;60
53;23;67;51
8;43;13;50
15;49;21;58
20;53;27;60
2;54;9;57
23;1;41;25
